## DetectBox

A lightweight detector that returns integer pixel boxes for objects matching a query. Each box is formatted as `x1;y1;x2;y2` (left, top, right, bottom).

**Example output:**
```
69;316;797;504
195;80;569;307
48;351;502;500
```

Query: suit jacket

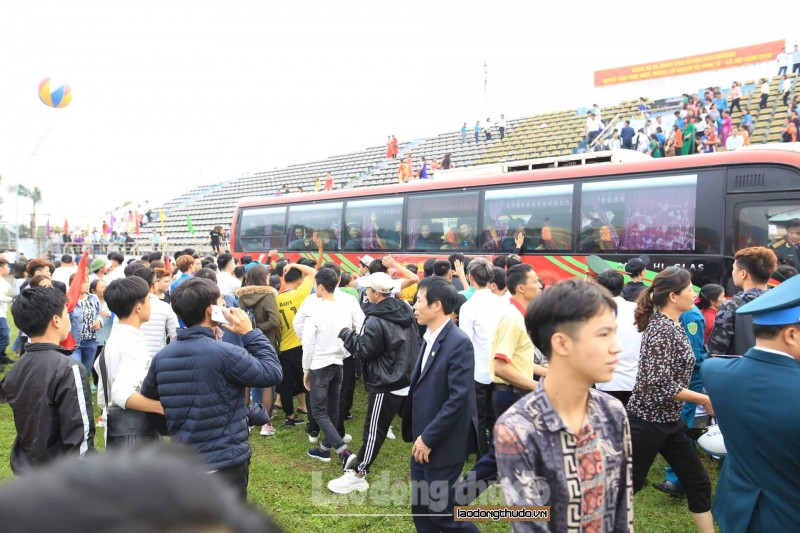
701;348;800;533
402;320;480;469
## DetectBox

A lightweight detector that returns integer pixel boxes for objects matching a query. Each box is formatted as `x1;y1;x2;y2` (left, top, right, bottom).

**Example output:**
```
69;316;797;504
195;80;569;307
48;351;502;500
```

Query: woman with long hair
627;268;715;533
235;264;281;436
696;283;724;344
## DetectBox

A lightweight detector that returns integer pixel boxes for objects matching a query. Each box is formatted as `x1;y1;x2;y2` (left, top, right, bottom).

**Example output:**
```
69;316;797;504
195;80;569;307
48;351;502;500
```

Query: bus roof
235;146;800;210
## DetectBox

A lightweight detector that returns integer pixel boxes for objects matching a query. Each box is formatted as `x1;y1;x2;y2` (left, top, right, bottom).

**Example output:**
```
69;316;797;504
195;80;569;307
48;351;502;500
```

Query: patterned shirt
495;383;633;533
707;288;765;356
78;297;97;341
627;312;694;423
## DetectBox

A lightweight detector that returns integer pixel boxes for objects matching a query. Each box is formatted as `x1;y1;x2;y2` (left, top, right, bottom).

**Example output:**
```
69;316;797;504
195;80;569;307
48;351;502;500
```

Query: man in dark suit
701;273;800;533
403;277;480;532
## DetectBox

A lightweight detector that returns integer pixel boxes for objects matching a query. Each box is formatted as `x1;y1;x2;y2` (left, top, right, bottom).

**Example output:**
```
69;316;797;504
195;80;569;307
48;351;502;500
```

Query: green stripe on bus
543;256;587;278
336;254;360;274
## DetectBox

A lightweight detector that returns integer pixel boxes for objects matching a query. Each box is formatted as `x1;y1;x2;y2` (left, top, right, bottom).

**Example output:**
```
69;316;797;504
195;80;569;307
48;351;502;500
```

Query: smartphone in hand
211;305;232;325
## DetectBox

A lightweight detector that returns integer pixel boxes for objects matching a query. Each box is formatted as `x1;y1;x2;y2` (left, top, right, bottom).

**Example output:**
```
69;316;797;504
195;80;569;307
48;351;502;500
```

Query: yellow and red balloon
38;78;72;108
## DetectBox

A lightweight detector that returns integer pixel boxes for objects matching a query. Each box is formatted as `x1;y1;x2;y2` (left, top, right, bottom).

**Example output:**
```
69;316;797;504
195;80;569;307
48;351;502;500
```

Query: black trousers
474;382;495;457
355;391;404;475
411;459;479;533
499;126;505;140
306;356;356;437
760;93;769;109
730;98;741;113
278;346;304;417
214;461;250;500
602;390;632;407
628;414;711;513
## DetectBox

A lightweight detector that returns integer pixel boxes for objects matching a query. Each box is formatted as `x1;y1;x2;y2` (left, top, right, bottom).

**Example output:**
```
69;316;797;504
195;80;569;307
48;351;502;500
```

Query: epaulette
771;239;786;248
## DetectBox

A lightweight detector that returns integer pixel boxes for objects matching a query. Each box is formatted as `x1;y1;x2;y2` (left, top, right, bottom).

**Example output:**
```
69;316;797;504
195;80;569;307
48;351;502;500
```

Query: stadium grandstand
139;70;798;254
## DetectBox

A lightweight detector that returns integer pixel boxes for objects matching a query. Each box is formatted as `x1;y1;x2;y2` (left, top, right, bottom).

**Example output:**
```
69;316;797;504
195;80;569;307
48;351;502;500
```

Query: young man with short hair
494;279;633;531
2;287;95;473
140;278;283;498
104;252;127;284
216;253;241;297
97;277;164;448
301;269;358;470
129;268;179;357
708;246;777;356
276;261;318;427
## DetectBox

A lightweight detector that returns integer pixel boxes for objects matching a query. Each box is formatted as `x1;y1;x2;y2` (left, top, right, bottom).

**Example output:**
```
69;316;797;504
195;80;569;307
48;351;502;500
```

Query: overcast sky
0;1;797;229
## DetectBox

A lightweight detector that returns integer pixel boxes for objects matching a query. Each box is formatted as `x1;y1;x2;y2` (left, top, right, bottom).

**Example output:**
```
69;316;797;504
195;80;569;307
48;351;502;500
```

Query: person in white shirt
458;258;507;456
777;47;789;75
726;125;744;152
498;113;507;140
593;269;642;406
128;267;179;357
759;78;770;110
484;117;493;141
0;258;13;365
95;276;164;448
104;252;127;284
216;253;241;298
51;254;78;286
302;268;359;470
294;262;364;444
585;112;601;145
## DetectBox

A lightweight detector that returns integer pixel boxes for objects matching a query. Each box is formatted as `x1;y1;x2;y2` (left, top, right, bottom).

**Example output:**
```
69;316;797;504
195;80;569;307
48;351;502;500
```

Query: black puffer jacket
339;297;420;393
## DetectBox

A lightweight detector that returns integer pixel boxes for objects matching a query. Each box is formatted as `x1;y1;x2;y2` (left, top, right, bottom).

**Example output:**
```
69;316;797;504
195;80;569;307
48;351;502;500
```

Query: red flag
164;255;173;275
60;251;89;351
63;218;69;235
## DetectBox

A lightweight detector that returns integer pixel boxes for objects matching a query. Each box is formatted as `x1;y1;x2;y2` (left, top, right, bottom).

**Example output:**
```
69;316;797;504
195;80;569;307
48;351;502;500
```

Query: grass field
0;311;719;532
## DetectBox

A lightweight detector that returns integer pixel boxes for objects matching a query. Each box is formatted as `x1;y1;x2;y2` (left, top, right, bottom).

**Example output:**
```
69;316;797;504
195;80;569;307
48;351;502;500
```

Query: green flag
187;215;195;235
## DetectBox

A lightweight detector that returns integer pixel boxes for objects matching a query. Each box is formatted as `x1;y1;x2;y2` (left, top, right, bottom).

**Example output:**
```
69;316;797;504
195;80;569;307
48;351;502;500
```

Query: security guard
769;218;800;270
701;273;800;533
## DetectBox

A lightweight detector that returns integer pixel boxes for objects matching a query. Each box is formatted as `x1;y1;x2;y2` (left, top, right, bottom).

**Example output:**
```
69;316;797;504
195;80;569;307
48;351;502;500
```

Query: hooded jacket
339;297;420;393
235;285;280;348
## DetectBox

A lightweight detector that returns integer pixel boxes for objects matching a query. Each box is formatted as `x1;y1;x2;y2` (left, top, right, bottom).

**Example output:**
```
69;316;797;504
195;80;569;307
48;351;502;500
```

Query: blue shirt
714;96;728;111
742;114;753;128
419;163;428;179
170;273;191;294
675;118;685;129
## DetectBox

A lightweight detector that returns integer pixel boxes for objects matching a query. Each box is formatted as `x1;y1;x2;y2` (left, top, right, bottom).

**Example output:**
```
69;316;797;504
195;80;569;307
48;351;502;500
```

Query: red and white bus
231;147;800;289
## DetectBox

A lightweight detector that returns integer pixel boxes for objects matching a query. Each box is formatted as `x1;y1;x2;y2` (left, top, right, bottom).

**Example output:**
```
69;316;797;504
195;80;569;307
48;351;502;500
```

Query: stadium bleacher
139;73;798;253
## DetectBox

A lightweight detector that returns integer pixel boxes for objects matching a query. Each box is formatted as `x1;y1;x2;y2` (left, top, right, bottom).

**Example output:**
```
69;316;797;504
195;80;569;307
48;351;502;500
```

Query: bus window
580;175;698;252
407;192;479;252
286;202;343;251
343;197;404;251
737;205;800;267
237;206;286;251
483;184;573;252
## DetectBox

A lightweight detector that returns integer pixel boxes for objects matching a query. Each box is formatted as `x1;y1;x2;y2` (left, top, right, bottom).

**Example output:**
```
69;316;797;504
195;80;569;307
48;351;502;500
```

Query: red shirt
324;176;333;190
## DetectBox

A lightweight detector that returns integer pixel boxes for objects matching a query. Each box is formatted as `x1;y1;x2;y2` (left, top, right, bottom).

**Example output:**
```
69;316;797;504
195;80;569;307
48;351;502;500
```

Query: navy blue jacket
702;348;800;533
402;320;480;468
141;326;282;471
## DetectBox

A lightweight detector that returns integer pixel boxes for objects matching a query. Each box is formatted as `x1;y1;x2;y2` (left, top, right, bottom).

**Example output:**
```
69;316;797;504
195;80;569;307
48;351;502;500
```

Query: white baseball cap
365;272;394;294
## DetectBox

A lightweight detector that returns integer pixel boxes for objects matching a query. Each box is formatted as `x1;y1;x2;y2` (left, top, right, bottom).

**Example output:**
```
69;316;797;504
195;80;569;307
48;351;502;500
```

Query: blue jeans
665;368;703;487
71;339;98;377
0;318;10;358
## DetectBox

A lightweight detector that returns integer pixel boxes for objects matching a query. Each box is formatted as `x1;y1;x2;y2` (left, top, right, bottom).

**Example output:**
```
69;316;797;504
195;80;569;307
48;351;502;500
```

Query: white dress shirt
419;319;449;378
459;288;506;384
301;298;353;372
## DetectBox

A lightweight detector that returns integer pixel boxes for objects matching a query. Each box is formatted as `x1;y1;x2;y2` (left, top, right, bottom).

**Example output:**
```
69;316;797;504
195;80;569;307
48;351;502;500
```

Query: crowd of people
1;223;800;531
587;77;800;157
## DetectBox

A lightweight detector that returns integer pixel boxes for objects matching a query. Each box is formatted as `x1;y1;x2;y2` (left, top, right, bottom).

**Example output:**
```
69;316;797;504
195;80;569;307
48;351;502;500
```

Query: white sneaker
386;426;396;440
342;433;352;444
260;424;276;436
327;470;369;494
